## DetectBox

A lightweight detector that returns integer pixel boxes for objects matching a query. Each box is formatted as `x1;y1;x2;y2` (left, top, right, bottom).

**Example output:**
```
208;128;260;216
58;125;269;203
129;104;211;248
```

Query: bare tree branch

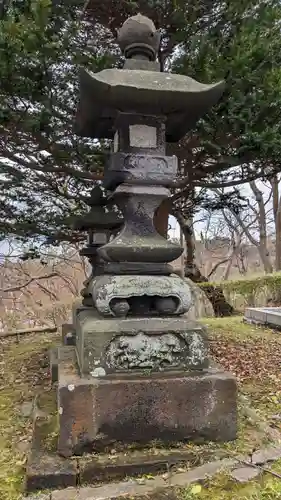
207;258;230;279
1;272;58;293
0;325;57;339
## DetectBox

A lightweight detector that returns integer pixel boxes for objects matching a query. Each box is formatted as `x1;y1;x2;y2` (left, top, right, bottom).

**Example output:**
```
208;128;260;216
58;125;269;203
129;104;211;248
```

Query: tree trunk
173;209;234;317
249;181;273;273
275;208;281;271
271;175;281;271
270;175;281;304
223;237;242;280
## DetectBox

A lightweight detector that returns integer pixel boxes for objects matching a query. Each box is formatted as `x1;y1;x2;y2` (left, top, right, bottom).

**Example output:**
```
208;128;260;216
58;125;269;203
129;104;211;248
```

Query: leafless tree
211;181;276;274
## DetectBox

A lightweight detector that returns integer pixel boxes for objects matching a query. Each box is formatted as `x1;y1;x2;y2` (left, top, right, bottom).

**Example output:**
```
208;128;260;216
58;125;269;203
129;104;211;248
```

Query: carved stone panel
106;332;183;370
104;153;177;189
74;310;209;376
104;330;208;372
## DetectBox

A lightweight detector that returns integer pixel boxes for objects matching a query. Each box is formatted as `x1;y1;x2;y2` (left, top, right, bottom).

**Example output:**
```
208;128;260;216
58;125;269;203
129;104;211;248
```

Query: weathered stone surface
25;495;51;500
50;488;77;500
57;345;77;364
25;451;77;492
57;359;96;457
184;278;214;319
170;459;235;486
123;58;160;71
16;439;30;454
49;458;235;499
69;480;166;500
20;398;48;420
65;12;236;470
62;323;76;346
104;153;177;190
113;112;166;154
252;446;281;465
244;307;281;330
75;310;209;376
72;302;91;330
98;185;182;264
76;68;225;142
78;450;198;484
56;350;236;454
94;371;237;443
117;14;161;61
129;123;157;148
99;262;173;276
91;275;192;317
50;347;59;384
105;331;205;371
230;466;260;482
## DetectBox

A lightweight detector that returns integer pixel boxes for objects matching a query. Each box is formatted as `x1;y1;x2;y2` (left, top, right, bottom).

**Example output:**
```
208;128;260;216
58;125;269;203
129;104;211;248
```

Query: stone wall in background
184;278;214;320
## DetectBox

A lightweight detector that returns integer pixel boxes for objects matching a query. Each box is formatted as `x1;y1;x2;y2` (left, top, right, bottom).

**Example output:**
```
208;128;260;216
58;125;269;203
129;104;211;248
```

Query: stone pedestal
53;307;237;458
56;347;237;458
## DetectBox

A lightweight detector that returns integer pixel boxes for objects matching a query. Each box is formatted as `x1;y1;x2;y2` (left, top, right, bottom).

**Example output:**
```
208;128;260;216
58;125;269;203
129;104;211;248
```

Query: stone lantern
73;186;123;306
55;13;237;458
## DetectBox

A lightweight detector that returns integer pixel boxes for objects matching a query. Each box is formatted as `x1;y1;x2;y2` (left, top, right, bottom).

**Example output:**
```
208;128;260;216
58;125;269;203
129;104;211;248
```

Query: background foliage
1;0;281;245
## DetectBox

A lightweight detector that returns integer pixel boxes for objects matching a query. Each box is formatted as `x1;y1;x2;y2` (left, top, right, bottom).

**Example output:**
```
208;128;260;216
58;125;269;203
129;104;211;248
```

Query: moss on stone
178;466;281;499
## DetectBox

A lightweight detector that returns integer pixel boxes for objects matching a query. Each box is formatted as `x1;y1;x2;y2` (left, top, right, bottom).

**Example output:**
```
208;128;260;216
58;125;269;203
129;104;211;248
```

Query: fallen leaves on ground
210;334;281;383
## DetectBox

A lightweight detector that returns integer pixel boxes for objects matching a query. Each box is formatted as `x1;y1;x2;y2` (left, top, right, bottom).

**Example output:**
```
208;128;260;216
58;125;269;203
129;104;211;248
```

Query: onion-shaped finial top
117;13;161;61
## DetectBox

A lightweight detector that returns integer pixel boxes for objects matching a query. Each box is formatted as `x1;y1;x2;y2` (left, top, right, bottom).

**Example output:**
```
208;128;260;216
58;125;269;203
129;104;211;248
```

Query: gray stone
252;446;281;465
100;262;173;276
72;480;166;500
62;323;76;346
50;348;59;384
57;345;77;364
51;458;236;499
117;14;161;61
20;401;34;418
72;302;94;330
78;449;202;485
105;331;200;371
244;307;281;329
170;459;236;486
56;350;236;456
50;488;77;500
184;278;214;319
104;153;177;190
33;407;49;420
129;124;157;148
76;68;225;142
25;450;77;492
230;466;260;483
57;362;95;458
75;310;209;376
24;495;51;500
91;275;192;317
123;58;160;71
97;185;182;264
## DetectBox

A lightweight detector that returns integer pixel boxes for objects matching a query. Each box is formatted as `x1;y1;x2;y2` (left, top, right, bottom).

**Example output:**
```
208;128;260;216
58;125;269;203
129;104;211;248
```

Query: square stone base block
57;347;237;457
